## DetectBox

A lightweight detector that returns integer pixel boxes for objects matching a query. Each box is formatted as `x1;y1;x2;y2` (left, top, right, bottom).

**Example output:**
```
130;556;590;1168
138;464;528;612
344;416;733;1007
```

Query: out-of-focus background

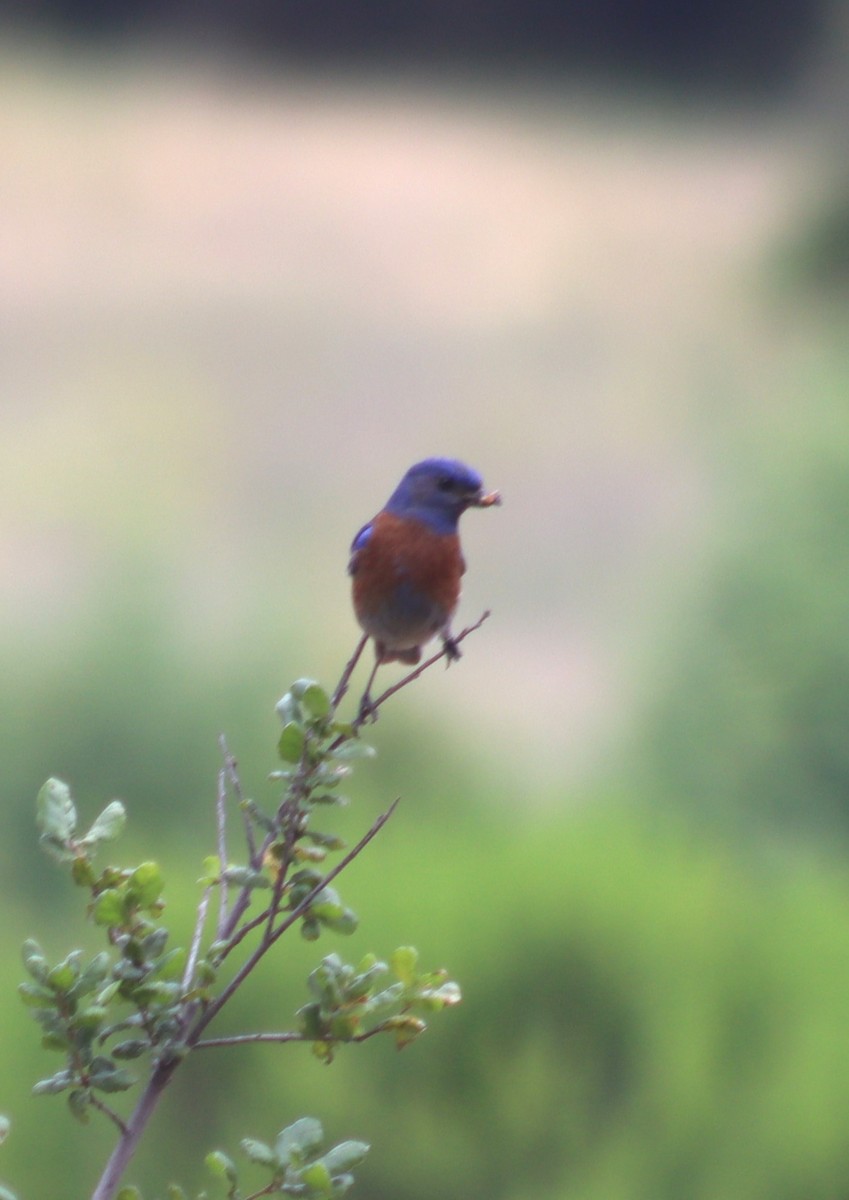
3;1;849;1196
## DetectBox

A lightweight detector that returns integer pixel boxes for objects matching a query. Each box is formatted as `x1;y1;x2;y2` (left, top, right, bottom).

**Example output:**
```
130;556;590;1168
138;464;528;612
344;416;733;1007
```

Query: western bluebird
349;457;500;708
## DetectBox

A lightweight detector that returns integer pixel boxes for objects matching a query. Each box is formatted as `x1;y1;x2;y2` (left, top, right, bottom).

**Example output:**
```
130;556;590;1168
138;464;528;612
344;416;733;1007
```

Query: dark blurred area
0;0;829;94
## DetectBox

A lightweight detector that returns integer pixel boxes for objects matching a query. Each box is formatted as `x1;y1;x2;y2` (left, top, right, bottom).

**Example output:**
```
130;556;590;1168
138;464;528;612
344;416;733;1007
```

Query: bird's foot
442;635;462;664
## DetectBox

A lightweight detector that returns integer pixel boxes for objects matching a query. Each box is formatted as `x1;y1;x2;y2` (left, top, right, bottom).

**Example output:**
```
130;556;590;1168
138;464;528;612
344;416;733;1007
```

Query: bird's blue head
386;457;499;534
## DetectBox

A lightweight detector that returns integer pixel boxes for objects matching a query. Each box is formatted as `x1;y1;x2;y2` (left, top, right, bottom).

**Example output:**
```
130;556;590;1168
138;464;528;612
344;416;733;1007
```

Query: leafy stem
22;613;488;1200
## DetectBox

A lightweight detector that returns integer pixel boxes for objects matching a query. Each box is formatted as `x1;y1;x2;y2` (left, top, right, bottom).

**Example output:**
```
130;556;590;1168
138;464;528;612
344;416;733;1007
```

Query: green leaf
70;1004;108;1033
310;792;349;807
116;1188;143;1200
301;917;321;942
21;939;48;982
37;777;77;842
290;866;324;894
141;928;169;959
328;739;376;761
278;722;306;764
352;959;388;989
33;1006;66;1033
241;799;275;832
32;1070;74;1095
81;800;126;847
91;1070;136;1094
311;887;344;922
222;866;271;889
92;889;126;927
128;862;164;909
240;1137;277;1167
390;946;419;986
47;956;80;993
69;952;111;1000
420;980;462;1009
296;844;328;864
297;1002;327;1040
96;981;122;1005
365;982;405;1017
71;856;97;887
111;1039;149;1060
193;959;217;986
322;1141;370;1174
88;1057;135;1093
300;1161;333;1194
68;1089;91;1124
199;855;221;886
389;1015;426;1048
298;681;331;720
40;1031;70;1052
166;1186;189;1200
275;1117;324;1165
290;677;318;698
18;981;55;1008
275;691;303;726
125;980;181;1006
308;953;345;1001
329;1012;362;1040
153;947;187;981
323;908;358;936
304;830;346;851
205;1150;237;1183
314;765;351;787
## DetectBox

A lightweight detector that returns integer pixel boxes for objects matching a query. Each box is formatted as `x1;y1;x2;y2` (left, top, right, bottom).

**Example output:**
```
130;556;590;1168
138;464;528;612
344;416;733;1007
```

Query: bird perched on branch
348;457;500;708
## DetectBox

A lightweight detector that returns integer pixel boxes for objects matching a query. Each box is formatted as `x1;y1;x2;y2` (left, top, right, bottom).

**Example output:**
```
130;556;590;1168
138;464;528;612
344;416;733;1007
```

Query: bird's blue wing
348;521;373;575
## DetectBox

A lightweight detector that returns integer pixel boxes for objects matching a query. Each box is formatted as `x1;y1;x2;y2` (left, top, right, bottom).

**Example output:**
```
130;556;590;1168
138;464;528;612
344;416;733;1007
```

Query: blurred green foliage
630;340;849;845
781;184;849;290
9;791;849;1199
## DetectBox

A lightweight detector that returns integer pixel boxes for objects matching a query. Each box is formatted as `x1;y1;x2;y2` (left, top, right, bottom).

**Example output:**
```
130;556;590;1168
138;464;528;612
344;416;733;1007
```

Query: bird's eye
437;475;455;492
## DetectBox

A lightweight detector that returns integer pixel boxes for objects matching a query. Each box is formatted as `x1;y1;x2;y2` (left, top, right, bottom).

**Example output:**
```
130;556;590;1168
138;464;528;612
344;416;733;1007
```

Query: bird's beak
472;487;502;508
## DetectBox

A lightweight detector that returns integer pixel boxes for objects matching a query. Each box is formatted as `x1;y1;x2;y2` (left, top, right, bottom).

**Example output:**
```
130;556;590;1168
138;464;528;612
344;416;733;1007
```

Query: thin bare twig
330;632;368;711
88;1095;129;1136
187;797;400;1046
194;1023;392;1050
208;893;276;965
264;796;400;950
349;611;491;734
193;1031;303;1049
219;735;256;865
91;1059;178;1200
212;738;265;946
215;766;229;934
183;886;212;994
244;1183;279;1200
263;827;291;945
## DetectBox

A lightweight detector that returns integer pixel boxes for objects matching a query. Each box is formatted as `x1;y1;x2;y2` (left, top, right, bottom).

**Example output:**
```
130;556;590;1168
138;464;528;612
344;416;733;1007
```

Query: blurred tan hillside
0;47;822;789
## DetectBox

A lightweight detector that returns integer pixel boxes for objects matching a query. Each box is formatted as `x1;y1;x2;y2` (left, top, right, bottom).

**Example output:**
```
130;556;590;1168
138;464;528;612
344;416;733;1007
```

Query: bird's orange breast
351;511;465;640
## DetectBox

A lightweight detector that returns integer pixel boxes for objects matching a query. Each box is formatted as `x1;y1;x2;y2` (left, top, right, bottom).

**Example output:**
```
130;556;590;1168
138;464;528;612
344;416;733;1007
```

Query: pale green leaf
81;800;126;846
275;1117;324;1165
36;778;77;842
